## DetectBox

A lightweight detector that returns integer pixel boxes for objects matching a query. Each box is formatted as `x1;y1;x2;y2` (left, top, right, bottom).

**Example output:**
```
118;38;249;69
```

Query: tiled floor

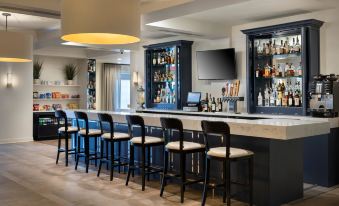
0;141;338;206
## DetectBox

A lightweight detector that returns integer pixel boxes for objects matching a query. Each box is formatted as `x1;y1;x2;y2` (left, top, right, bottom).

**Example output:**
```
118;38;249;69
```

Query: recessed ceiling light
117;58;122;61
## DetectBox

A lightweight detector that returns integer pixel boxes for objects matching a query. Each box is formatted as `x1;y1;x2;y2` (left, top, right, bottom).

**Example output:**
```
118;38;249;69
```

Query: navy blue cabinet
242;19;323;115
144;40;193;110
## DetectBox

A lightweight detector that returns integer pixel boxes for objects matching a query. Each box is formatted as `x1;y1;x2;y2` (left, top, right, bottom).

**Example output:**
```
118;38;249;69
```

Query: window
119;73;130;109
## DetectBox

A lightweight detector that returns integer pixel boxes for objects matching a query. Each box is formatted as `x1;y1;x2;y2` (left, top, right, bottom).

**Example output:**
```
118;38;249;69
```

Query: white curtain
101;64;130;111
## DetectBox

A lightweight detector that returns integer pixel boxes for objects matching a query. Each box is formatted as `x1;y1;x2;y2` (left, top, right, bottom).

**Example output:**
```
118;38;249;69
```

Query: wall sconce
133;71;138;85
6;72;12;87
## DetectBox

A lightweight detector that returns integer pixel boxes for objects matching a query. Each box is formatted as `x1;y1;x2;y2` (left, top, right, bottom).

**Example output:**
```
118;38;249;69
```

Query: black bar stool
160;117;205;203
97;113;130;181
74;111;102;173
55;110;79;167
201;120;254;206
125;115;164;191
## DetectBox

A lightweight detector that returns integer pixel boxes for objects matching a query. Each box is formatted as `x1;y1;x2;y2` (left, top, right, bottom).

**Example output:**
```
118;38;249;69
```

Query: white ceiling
0;11;59;31
182;0;339;26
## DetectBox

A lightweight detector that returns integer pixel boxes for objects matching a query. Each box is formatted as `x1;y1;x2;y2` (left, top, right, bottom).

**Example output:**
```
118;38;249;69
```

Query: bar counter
65;109;337;206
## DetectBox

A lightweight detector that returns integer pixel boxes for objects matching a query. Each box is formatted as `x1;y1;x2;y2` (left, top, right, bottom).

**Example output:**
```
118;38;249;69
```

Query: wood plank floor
0;141;338;206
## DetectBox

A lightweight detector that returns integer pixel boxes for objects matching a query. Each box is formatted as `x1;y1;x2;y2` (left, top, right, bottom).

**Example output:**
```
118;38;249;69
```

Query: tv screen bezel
196;48;236;80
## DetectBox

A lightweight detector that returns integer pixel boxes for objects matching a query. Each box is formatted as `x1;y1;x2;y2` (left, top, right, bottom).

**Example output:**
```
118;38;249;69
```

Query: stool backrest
74;111;89;134
126;115;146;143
160;117;184;150
98;113;114;139
55;110;69;131
201;120;231;158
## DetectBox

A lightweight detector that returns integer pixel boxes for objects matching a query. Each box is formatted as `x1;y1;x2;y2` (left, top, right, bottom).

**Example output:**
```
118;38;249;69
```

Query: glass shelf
256;53;301;60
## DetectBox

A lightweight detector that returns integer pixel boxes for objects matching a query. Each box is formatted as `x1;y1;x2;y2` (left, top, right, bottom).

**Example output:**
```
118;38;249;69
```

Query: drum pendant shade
61;0;140;45
0;31;32;63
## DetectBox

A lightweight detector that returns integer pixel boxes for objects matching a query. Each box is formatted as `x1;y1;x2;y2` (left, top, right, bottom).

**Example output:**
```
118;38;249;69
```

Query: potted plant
33;59;43;84
64;64;79;85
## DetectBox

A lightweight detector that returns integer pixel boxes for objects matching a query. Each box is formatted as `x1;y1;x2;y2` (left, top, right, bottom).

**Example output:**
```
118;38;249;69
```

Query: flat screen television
196;48;236;80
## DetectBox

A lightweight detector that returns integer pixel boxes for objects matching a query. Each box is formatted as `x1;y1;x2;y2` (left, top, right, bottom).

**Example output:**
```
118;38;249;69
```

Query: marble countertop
65;109;332;140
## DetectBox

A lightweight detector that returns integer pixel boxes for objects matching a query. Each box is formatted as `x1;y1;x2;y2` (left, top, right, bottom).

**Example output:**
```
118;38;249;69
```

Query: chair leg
160;150;168;197
118;142;121;173
85;137;90;173
94;137;98;167
249;157;254;206
223;160;227;203
97;139;104;177
226;160;231;206
147;146;151;181
110;141;115;181
77;135;81;160
56;133;61;164
141;145;146;191
180;153;186;203
201;158;210;206
106;141;109;170
126;144;134;186
65;133;69;167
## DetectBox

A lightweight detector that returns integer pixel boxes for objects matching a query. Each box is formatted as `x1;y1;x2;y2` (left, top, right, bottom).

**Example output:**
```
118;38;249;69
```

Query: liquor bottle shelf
153;80;175;83
256;53;301;60
256;76;303;80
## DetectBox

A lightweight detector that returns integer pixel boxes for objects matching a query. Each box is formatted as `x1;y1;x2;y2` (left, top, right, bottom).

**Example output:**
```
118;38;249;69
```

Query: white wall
0;62;33;143
231;8;339;112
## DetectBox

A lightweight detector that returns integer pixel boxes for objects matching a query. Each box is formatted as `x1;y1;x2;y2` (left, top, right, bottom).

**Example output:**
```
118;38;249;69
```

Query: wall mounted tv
196;48;236;80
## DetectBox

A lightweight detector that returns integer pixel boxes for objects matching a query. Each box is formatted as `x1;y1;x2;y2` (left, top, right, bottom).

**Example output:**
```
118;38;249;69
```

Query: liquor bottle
276;64;280;77
161;51;165;64
218;98;223;112
258;89;263;106
291;38;296;54
271;65;276;78
157;53;161;65
153;53;157;65
255;64;261;78
271;39;276;55
284;38;290;54
208;94;212;112
257;40;263;55
294;90;300;107
282;90;288;107
295;36;301;53
262;42;267;55
290;63;295;77
297;62;302;76
211;97;216;112
280;40;284;54
264;84;270;107
288;89;294;107
204;93;209;112
265;42;270;55
270;87;275;106
264;63;271;78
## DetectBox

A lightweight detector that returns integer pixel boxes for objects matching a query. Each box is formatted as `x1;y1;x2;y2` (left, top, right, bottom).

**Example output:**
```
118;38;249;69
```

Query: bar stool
74;111;102;173
97;113;130;181
201;120;254;206
160;117;205;203
125;115;164;191
55;110;79;167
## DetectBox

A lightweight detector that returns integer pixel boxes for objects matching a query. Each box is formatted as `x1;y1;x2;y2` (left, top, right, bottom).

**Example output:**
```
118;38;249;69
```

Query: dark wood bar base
77;121;306;206
304;127;339;187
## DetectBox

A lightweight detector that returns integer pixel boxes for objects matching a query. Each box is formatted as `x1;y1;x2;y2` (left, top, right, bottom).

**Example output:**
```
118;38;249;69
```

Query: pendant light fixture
0;13;32;63
61;0;140;45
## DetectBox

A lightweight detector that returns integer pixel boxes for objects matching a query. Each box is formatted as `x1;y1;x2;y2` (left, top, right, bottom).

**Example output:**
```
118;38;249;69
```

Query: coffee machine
309;74;339;117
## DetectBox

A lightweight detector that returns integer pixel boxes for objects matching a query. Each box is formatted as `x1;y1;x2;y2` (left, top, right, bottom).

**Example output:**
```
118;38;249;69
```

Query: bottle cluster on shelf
153;82;176;104
256;35;302;56
256;62;303;78
153;70;175;82
87;59;96;110
258;79;302;108
33;103;79;112
201;93;223;112
33;91;80;100
152;48;176;65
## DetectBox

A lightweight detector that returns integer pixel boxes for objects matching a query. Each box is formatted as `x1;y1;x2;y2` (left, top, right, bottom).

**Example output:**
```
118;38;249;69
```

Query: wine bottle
211;97;216;112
